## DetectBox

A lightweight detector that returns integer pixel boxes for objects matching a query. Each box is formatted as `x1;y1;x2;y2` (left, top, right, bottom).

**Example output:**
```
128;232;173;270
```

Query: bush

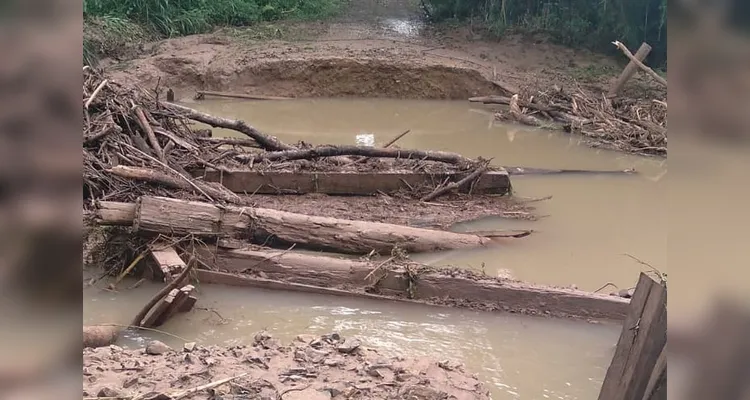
83;0;344;37
422;0;667;68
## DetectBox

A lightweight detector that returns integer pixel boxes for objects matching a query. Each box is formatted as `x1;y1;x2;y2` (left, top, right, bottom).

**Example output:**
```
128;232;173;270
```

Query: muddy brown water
84;97;666;399
84;279;620;400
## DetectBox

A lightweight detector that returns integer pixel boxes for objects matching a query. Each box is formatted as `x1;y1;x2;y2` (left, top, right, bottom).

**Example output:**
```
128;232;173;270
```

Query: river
85;97;666;399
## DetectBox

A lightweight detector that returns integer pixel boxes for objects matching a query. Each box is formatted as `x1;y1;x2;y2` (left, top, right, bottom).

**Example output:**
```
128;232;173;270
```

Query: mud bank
112;48;500;100
83;332;490;400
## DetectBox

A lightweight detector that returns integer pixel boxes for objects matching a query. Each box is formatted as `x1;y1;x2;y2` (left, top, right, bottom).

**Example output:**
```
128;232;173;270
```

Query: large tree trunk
99;197;498;254
83;325;121;348
193;245;629;320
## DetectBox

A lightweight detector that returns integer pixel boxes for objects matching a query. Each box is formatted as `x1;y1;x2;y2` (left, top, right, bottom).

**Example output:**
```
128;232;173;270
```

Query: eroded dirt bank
83;332;490;400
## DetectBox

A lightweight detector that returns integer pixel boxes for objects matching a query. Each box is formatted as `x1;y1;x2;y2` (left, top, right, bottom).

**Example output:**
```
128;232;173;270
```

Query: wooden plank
608;42;652;97
141;289;179;328
597;273;666;400
159;284;194;323
179;295;198;313
193;246;630;321
149;242;187;283
191;169;511;196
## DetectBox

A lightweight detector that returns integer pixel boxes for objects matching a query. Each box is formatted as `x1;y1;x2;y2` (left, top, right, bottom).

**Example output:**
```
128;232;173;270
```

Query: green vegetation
83;0;344;65
422;0;667;68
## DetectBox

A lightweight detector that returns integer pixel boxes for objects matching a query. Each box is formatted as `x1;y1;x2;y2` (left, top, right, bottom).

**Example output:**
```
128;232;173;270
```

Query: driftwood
134;107;165;162
193;245;630;320
421;161;490;201
612;41;667;87
83;325;121;348
131;254;195;327
609;42;653;97
504;166;636;176
97;197;502;254
196;90;293;101
107;165;241;204
164;102;294;151
141;284;196;328
234;145;475;167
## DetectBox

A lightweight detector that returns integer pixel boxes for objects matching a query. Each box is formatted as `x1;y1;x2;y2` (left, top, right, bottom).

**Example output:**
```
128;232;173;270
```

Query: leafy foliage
423;0;667;67
83;0;344;37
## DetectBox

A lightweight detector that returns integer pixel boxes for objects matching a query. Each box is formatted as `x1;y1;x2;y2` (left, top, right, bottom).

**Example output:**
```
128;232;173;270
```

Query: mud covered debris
82;332;491;400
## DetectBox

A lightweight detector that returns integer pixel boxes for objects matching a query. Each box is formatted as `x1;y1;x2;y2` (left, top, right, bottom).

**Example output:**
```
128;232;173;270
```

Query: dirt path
83;332;491;399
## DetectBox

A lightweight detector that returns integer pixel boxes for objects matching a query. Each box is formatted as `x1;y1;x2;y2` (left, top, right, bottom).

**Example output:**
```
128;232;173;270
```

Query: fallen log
83;324;120;348
193;246;629;320
234;145;475;167
504;166;637;176
195;90;293;101
164;102;294;151
98;196;498;254
107;165;241;204
191;168;511;196
141;284;196;328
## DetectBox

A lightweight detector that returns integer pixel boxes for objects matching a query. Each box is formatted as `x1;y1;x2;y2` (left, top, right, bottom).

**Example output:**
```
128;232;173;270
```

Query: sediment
83;332;491;400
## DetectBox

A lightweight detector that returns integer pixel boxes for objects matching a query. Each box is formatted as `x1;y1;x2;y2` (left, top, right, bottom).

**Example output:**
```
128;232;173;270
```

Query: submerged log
234;145;475;167
195;90;293;101
193;246;629;320
98;197;497;254
83;325;121;348
191;169;511;196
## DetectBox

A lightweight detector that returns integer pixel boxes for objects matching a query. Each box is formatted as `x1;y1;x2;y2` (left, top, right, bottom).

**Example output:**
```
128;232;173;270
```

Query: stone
305;346;330;363
122;376;139;388
97;386;122;397
336;338;361;354
183;342;196;352
145;340;170;355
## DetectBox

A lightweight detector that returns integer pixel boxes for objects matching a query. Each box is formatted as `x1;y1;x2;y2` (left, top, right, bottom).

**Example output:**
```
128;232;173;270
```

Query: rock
122;376;139;388
398;385;447;400
97;386;122;397
323;358;341;367
305;346;330;363
618;288;635;298
183;342;196;352
337;338;361;354
438;359;463;372
145;340;170;355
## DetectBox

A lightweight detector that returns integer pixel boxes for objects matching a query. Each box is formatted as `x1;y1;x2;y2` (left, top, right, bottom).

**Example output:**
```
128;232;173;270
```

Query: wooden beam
149;241;187;282
193;245;630;321
191;169;511;196
597;273;667;400
608;42;653;97
611;41;667;88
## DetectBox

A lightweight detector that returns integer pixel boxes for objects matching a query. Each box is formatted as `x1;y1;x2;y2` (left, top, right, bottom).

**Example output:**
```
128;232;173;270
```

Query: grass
83;0;345;65
422;0;667;68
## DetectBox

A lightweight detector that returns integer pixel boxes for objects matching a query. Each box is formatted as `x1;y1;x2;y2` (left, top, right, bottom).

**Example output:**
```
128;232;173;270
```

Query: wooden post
608;42;652;97
597;272;666;400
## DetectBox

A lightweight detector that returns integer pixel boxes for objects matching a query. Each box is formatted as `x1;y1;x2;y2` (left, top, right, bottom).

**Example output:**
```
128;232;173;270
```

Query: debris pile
473;88;667;156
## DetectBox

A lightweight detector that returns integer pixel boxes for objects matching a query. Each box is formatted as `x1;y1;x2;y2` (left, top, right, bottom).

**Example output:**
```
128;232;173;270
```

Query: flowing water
84;97;667;399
